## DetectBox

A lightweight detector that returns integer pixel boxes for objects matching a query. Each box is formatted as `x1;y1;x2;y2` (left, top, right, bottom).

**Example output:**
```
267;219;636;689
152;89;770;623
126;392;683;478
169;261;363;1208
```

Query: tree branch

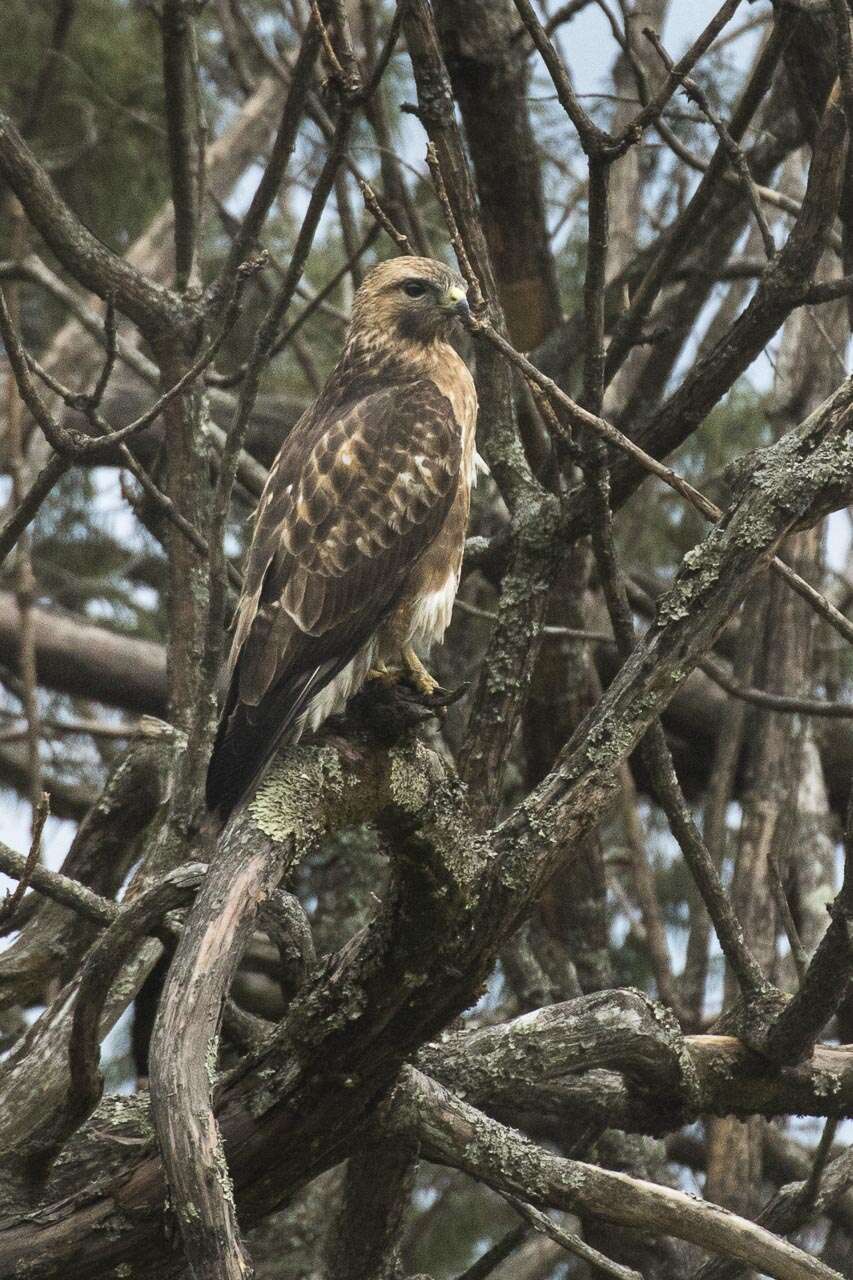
0;111;182;336
396;1067;841;1280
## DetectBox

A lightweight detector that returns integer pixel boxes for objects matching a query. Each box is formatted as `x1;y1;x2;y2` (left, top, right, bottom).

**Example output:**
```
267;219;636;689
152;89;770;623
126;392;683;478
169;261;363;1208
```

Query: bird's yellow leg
401;645;440;696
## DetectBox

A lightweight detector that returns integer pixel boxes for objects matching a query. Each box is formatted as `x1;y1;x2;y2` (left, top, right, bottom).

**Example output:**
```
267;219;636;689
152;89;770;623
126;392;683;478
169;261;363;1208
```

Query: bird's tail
205;656;355;823
204;681;307;824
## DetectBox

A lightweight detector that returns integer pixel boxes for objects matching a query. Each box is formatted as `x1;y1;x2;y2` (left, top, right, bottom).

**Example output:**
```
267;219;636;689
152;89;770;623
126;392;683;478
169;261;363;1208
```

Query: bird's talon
367;665;398;686
412;671;441;697
401;646;441;698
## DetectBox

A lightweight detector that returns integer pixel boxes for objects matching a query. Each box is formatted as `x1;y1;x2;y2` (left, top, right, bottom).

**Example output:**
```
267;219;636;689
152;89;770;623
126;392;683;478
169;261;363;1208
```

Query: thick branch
0;111;182;336
396;1068;839;1280
0;590;167;715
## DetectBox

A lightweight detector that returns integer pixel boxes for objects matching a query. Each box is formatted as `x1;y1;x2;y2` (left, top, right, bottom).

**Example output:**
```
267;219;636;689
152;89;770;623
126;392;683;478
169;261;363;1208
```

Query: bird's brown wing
206;379;462;818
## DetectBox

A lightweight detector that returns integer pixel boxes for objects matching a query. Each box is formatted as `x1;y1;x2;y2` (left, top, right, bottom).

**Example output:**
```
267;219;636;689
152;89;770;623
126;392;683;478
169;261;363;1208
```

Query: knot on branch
236;250;269;281
711;985;792;1058
400;74;455;127
417;988;704;1138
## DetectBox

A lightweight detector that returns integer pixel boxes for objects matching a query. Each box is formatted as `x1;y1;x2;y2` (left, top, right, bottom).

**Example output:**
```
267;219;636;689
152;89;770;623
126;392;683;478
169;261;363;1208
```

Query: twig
502;1192;643;1280
700;656;853;717
771;557;853;651
0;453;70;573
643;26;776;259
601;20;788;378
606;0;744;157
647;125;844;256
208;223;379;390
309;0;346;82
472;317;719;515
357;176;411;253
767;850;809;984
0;269;245;465
619;764;688;1021
88;293;118;408
207;17;322;314
468;318;853;655
1;253;161;386
425;142;484;311
0;836;117;925
511;0;610;155
454;596;614;641
21;349;243;589
762;785;853;1065
118;441;242;591
43;286;247;456
648;731;768;997
0;715;136;743
268;228;378;359
454;1225;530;1280
0;283;90;456
461;596;850;716
0;793;48;925
542;0;596;40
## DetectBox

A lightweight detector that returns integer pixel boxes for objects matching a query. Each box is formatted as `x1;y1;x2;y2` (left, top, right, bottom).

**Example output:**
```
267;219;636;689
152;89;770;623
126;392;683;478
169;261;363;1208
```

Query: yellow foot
367;662;398;685
402;645;440;697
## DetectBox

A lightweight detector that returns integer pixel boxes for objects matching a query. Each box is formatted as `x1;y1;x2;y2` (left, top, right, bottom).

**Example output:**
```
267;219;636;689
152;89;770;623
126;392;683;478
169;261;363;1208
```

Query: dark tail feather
205;654;357;822
205;677;310;823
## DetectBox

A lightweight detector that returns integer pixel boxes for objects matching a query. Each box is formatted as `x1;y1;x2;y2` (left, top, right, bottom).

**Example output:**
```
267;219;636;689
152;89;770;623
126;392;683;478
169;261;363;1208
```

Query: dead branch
396;1067;840;1280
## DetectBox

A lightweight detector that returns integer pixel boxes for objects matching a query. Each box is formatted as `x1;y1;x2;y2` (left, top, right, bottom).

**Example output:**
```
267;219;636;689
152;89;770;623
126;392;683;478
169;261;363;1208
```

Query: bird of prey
206;256;478;819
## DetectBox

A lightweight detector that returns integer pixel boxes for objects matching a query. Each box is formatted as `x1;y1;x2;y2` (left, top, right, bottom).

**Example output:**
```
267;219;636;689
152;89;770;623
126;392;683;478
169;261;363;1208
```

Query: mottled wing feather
239;379;460;700
206;380;461;816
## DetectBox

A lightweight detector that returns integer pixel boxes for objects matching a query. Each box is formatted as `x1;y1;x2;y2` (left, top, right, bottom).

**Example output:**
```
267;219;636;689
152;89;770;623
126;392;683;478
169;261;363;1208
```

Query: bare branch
207;17;322;313
0;795;48;926
0;838;117;927
511;0;610;154
501;1193;643;1280
0;110;180;335
56;864;208;1154
762;801;853;1064
161;0;202;291
396;1068;841;1280
643;24;777;259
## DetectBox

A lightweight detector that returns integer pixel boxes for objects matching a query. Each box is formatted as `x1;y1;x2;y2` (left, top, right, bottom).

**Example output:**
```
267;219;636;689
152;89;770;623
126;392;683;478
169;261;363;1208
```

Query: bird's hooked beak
439;283;471;321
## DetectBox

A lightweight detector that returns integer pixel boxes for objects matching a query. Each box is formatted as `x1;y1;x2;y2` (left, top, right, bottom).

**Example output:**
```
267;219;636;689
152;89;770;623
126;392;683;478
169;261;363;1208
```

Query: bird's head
349;256;471;347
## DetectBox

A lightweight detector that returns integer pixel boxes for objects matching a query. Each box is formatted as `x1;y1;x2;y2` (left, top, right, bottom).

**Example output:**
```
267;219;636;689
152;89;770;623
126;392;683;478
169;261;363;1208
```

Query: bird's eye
402;280;428;298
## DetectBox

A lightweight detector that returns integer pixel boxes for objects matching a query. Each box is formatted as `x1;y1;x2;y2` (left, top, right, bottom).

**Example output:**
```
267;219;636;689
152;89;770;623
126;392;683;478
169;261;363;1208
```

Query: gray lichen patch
387;741;444;816
213;1136;236;1208
249;746;352;847
582;711;641;770
388;742;486;895
655;537;726;625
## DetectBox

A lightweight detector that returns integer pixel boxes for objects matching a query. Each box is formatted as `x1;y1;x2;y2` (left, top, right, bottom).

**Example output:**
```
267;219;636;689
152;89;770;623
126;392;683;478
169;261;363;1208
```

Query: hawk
206;256;478;819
